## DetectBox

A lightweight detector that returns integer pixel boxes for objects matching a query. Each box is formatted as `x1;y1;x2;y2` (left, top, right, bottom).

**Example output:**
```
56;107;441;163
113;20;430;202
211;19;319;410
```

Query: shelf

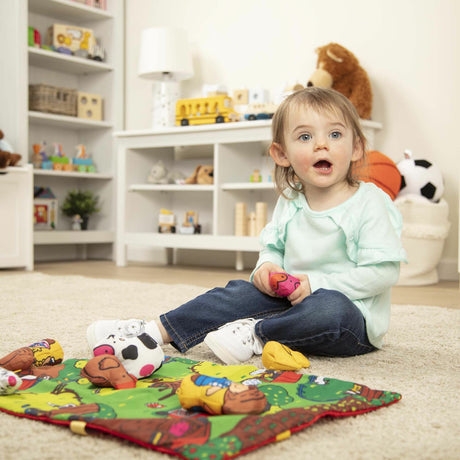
221;182;275;191
29;48;113;74
115;118;382;138
129;184;215;192
33;169;112;180
29;111;113;130
28;0;113;21
124;233;261;252
34;230;114;245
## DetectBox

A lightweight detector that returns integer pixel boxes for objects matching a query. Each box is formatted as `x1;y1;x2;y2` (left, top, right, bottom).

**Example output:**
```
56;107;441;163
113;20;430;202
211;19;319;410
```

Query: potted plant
61;189;100;230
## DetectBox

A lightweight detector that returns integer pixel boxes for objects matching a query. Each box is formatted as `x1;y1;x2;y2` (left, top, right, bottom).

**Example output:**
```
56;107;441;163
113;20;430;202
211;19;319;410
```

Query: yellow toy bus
176;95;239;126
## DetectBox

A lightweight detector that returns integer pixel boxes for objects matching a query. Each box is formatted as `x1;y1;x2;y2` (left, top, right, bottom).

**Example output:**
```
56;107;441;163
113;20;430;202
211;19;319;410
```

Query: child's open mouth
314;160;332;172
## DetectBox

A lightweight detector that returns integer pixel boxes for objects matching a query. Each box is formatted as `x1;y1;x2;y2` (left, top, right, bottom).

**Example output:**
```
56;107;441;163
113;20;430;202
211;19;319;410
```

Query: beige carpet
0;272;458;460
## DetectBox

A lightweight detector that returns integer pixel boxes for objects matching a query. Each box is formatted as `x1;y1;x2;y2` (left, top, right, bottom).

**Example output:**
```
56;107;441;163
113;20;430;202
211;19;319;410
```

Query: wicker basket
29;84;77;116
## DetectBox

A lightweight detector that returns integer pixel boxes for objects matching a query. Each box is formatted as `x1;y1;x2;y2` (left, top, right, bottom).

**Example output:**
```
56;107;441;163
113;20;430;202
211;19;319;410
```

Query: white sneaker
204;318;264;365
86;319;162;350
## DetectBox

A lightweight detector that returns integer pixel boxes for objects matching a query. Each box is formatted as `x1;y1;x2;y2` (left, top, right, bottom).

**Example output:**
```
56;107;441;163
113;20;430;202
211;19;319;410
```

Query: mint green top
251;182;407;348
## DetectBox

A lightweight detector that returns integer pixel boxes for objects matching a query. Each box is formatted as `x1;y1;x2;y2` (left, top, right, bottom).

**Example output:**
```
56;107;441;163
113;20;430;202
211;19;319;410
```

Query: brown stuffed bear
0;130;21;170
307;43;372;119
185;165;214;185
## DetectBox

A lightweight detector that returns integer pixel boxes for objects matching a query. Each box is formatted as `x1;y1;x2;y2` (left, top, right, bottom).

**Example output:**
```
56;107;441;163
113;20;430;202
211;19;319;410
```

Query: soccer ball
397;155;444;202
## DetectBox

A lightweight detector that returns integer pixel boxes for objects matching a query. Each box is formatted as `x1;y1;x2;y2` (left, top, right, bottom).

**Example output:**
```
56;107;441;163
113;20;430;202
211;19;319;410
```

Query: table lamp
138;27;194;129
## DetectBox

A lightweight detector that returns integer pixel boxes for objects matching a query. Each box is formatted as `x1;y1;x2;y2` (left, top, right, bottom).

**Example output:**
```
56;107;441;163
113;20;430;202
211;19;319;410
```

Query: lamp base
151;79;179;129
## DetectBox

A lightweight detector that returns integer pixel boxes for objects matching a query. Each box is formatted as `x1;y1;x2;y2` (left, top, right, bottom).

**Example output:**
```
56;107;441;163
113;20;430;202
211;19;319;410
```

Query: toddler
88;87;406;364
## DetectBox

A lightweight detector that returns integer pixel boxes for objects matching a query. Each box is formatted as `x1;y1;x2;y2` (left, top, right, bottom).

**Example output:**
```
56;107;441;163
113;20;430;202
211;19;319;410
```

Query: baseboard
127;250;459;280
438;258;459;281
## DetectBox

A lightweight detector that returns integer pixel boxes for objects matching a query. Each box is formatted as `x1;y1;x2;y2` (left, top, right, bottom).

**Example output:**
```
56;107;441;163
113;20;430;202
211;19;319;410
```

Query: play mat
0;356;401;459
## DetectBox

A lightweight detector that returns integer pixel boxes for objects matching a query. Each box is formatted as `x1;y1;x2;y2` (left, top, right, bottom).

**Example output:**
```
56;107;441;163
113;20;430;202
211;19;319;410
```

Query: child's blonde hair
271;87;368;197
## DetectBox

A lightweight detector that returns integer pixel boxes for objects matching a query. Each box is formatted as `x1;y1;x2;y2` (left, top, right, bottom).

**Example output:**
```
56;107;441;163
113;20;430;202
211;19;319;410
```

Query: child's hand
253;262;284;296
287;274;311;306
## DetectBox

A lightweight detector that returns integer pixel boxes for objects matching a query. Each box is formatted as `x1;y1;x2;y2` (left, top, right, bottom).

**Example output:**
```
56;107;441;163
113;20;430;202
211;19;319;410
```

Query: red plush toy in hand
269;272;300;297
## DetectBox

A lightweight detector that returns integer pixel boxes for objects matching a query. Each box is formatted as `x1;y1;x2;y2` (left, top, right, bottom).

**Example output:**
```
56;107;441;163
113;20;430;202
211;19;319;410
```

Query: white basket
395;195;450;285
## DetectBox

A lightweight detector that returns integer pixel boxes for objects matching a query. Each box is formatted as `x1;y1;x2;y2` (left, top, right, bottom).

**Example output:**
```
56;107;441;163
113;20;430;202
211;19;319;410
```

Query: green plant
61;189;100;218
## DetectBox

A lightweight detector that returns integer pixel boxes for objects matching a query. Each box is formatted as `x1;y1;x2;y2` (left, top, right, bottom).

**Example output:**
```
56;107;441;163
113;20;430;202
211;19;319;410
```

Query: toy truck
176;95;239;126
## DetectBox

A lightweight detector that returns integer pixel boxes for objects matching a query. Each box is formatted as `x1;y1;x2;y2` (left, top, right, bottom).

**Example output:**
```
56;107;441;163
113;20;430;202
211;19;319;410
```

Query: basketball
355;150;402;200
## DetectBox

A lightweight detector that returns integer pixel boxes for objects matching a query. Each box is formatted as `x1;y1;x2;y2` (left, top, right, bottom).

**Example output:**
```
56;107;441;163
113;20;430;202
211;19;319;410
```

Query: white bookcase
115;119;382;270
0;0;124;266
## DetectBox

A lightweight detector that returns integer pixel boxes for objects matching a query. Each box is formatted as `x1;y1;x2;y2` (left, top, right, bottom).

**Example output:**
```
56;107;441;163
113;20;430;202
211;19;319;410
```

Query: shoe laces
222;319;263;354
117;320;146;337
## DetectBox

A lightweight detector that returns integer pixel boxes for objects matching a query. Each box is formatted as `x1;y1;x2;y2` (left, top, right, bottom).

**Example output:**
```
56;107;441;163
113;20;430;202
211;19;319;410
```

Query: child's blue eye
330;131;342;139
299;133;311;141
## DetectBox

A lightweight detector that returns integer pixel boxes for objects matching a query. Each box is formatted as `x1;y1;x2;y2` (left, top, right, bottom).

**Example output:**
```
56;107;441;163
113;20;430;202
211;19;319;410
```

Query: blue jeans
160;280;376;357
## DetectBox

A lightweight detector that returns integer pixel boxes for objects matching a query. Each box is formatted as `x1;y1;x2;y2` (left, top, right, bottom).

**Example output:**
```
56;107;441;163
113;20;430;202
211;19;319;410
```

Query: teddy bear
0;130;22;171
185;165;214;185
147;160;170;184
307;43;373;119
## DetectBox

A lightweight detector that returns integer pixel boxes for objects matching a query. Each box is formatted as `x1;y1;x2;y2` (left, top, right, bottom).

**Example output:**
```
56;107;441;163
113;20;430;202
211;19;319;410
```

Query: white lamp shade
138;27;194;81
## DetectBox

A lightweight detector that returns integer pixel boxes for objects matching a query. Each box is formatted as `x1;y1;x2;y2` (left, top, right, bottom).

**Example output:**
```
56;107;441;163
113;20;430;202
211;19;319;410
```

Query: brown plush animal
185;165;214;185
307;43;372;119
0;130;21;170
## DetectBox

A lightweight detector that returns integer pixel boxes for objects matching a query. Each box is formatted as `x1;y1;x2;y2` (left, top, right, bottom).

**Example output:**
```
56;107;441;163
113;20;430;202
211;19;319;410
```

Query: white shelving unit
0;166;34;269
115;119;382;270
0;0;124;266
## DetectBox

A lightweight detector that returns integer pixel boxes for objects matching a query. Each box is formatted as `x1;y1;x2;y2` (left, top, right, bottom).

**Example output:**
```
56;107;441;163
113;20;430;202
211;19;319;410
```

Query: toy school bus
176;95;239;126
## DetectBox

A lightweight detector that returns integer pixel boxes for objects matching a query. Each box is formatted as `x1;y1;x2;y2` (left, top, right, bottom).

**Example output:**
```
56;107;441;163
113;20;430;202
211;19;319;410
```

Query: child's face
271;105;362;197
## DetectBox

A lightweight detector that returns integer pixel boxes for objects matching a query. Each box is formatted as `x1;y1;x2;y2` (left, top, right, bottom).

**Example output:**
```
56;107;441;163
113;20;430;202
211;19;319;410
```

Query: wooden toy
244;103;278;121
233;89;249;105
28;27;41;48
234;202;247;236
202;84;228;97
255;201;267;235
249;88;269;104
176;96;239;126
34;187;57;230
250;169;262;182
179;211;201;234
85;0;107;10
77;92;103;121
47;24;95;55
248;211;257;237
158;209;176;233
32;142;47;169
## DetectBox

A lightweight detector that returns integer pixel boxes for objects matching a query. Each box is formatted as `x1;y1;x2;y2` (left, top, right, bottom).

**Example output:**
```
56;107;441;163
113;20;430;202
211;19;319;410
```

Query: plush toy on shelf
185;165;214;185
0;130;22;171
307;43;373;119
397;150;444;202
147;160;170;184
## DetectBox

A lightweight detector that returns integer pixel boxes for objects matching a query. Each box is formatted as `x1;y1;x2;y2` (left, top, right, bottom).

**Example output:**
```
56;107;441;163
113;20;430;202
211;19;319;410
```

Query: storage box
395;195;450;285
29;84;77;116
77;92;103;120
47;24;95;55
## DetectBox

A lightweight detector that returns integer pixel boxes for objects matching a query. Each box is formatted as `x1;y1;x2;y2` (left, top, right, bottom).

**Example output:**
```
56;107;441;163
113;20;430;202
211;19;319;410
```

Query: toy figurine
72;214;83;231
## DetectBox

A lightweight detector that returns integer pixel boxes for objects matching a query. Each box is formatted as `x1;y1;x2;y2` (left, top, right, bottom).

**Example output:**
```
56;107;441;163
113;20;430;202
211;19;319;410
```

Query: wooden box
47;24;95;54
77;92;103;121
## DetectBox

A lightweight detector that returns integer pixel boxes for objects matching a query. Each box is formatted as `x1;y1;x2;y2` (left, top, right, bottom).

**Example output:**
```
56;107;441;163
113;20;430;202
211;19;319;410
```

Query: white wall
125;0;459;278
